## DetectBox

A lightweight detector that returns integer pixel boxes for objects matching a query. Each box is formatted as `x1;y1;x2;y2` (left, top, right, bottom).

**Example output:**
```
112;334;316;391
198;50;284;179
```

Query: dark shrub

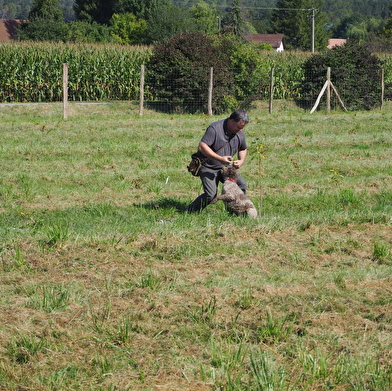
298;41;383;111
145;32;233;114
145;32;269;114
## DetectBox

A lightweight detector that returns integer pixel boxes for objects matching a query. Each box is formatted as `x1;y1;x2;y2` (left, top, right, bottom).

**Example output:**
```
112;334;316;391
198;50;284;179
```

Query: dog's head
221;165;239;181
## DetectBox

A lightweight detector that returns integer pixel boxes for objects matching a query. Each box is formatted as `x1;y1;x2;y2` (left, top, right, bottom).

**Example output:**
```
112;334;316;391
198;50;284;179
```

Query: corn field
0;42;152;102
0;43;311;105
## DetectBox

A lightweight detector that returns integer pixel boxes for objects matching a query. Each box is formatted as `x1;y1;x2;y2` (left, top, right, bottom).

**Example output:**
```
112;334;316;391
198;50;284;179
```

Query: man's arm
198;141;233;165
233;148;247;169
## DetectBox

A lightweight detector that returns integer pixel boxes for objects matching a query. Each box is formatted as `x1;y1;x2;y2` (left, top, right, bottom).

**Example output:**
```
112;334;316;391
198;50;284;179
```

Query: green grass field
1;101;391;390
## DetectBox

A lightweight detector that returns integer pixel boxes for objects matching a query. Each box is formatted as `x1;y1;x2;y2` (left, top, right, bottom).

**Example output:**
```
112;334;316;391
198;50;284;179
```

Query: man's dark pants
187;166;247;213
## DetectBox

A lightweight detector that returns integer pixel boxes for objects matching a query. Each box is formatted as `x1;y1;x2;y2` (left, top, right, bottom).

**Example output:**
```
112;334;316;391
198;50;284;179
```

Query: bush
298;41;383;111
18;19;69;42
220;35;271;104
67;21;115;43
145;32;232;114
145;31;270;114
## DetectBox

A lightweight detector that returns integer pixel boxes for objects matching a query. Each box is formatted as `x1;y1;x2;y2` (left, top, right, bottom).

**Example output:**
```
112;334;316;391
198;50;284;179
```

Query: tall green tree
271;0;329;51
73;0;159;24
146;1;197;43
331;13;362;39
378;4;392;38
191;1;219;35
29;0;63;21
109;12;147;44
0;3;20;19
113;0;159;19
18;0;68;41
74;0;116;24
226;0;244;36
346;17;383;42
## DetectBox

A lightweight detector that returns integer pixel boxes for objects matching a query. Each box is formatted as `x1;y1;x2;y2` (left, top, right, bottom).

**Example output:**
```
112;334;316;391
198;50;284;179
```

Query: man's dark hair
229;110;249;124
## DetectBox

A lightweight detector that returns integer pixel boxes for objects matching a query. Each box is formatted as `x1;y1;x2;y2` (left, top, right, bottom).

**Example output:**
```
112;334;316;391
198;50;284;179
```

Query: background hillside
2;0;392;50
1;0;390;30
0;0;74;21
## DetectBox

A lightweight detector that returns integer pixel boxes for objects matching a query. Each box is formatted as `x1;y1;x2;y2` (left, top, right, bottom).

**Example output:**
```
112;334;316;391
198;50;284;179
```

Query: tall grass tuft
6;332;47;364
250;350;287;390
258;310;295;344
26;283;72;312
372;239;391;264
41;222;71;247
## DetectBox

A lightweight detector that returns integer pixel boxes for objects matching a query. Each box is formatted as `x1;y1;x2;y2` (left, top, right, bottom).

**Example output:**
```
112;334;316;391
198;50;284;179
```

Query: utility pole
311;8;315;53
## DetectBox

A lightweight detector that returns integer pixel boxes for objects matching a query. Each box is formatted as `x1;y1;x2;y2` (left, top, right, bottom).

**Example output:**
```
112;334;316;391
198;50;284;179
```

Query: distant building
244;34;285;52
327;38;346;49
0;19;23;41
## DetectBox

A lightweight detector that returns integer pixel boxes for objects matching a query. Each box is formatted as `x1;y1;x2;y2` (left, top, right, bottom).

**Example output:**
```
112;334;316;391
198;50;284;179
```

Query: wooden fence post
208;67;213;116
381;68;384;111
139;65;145;116
269;67;274;114
63;63;68;120
310;70;346;114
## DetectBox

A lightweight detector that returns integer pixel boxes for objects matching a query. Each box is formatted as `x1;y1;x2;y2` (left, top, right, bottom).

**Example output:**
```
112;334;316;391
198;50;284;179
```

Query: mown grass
0;101;391;390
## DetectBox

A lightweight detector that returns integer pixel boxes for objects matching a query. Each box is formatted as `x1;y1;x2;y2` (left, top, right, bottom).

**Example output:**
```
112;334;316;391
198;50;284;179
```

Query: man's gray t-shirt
201;118;247;169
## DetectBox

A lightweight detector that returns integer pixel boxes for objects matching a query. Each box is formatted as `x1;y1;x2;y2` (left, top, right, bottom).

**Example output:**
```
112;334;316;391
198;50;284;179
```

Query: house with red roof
244;34;285;52
327;38;346;49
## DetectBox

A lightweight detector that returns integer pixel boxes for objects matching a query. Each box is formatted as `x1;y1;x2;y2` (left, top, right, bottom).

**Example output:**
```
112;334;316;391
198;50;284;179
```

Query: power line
172;1;318;52
173;2;317;11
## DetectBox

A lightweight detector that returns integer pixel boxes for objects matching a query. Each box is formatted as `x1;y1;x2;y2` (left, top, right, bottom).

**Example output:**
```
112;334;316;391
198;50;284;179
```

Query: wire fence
0;65;389;115
142;66;387;114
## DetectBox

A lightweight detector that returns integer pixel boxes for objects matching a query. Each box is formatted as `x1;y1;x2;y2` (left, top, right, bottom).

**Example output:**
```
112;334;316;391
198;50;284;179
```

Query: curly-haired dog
210;166;257;218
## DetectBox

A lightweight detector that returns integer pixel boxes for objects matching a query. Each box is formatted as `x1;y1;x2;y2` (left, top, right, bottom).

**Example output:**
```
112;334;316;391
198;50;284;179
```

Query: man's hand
234;149;247;169
233;160;244;169
221;156;232;165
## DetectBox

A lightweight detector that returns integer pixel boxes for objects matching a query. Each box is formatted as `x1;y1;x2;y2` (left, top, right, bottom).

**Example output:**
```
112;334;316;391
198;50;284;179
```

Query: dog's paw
247;208;258;219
